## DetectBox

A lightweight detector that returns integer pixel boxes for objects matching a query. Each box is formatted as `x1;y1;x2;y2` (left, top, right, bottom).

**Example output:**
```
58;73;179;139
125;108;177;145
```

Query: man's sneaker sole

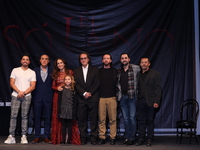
4;141;16;144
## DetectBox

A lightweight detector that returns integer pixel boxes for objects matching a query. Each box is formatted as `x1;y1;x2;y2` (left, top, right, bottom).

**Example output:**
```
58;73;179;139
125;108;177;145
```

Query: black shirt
138;69;150;98
120;69;128;93
99;67;117;98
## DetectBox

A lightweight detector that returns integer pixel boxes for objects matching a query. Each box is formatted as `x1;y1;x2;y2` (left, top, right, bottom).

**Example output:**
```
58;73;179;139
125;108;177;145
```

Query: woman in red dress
51;57;80;145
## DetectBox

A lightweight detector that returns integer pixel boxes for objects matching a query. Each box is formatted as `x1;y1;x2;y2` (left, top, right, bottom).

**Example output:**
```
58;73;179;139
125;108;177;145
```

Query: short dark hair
140;57;151;63
21;53;31;61
120;53;130;59
102;53;112;66
40;54;49;60
102;53;112;61
39;54;50;66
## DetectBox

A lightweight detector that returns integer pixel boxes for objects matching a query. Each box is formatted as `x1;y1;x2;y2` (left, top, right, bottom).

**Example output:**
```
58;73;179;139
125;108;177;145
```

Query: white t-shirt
82;64;88;83
10;67;36;97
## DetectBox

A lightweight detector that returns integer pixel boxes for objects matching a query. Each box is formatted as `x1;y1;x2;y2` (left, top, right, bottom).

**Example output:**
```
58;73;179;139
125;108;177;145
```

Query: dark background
0;0;195;132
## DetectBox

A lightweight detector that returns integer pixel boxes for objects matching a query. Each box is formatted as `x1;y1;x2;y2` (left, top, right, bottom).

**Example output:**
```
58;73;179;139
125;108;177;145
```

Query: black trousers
61;119;72;142
77;102;98;141
137;97;155;141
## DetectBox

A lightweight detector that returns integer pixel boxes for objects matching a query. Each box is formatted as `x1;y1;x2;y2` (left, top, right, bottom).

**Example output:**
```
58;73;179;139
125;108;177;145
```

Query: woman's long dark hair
51;57;71;80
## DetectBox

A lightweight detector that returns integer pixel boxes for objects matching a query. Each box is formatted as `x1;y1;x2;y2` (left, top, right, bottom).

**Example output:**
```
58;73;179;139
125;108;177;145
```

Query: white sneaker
21;135;28;144
4;135;16;144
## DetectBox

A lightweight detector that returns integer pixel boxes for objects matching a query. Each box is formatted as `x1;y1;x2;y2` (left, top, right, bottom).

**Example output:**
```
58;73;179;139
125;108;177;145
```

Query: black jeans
137;97;155;141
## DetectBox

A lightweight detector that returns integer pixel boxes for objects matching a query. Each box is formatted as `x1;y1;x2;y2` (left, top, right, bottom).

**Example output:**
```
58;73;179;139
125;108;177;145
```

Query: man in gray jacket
116;53;140;145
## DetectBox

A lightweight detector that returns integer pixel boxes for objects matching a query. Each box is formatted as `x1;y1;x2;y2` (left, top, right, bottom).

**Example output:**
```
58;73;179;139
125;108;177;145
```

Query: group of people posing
4;52;161;147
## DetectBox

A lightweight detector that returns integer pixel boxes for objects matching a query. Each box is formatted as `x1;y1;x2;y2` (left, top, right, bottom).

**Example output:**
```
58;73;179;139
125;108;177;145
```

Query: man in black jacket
74;52;100;145
135;58;161;147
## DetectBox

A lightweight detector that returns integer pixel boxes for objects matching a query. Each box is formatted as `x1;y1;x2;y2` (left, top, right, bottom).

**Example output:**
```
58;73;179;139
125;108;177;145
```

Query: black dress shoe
135;140;143;146
60;142;70;146
126;140;134;145
60;141;65;144
81;139;87;145
146;141;152;146
91;140;97;145
98;139;105;145
110;139;116;145
118;139;128;145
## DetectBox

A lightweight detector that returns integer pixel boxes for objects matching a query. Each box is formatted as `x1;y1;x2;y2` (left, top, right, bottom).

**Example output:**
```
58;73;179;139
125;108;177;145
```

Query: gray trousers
9;95;31;136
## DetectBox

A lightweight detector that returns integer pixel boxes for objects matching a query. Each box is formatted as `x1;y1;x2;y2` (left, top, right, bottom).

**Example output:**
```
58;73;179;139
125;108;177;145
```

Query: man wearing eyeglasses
74;52;100;145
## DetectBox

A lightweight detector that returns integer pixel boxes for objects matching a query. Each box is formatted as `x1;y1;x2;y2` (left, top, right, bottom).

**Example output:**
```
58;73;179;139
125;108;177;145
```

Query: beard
104;62;111;66
122;62;128;66
142;67;147;70
22;63;28;67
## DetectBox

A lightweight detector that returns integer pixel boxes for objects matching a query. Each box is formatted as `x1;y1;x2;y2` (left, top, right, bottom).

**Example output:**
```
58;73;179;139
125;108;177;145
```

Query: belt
122;91;128;95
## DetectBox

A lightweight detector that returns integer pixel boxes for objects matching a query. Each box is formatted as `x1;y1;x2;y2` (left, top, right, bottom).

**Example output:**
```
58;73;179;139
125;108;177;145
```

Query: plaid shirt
116;64;140;101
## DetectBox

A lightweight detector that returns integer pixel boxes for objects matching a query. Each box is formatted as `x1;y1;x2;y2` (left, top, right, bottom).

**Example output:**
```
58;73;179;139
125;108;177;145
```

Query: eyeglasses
80;57;87;60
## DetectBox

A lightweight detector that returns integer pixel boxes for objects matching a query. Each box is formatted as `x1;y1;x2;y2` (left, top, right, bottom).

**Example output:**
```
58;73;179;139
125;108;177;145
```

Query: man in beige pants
98;54;117;145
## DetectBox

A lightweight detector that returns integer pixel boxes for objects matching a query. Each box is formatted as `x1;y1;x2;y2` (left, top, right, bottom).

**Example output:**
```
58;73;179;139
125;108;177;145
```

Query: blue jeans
119;95;136;140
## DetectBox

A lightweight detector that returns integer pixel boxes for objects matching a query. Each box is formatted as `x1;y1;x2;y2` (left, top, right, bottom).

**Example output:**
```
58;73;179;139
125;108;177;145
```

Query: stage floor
0;135;199;150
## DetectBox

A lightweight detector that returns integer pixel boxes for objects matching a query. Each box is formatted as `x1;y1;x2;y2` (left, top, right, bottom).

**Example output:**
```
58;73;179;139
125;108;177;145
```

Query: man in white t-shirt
4;54;36;144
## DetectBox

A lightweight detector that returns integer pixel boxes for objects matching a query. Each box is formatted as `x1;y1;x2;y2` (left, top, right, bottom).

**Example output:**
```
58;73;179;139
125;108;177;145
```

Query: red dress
51;71;81;145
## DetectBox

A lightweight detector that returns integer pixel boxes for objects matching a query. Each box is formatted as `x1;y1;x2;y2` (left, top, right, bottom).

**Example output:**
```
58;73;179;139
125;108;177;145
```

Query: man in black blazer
32;54;53;144
74;52;99;145
135;58;161;147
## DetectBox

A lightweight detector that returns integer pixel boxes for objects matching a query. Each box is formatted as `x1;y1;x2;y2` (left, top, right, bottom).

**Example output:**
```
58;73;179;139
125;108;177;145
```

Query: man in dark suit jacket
74;52;99;145
32;54;53;144
135;58;161;147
